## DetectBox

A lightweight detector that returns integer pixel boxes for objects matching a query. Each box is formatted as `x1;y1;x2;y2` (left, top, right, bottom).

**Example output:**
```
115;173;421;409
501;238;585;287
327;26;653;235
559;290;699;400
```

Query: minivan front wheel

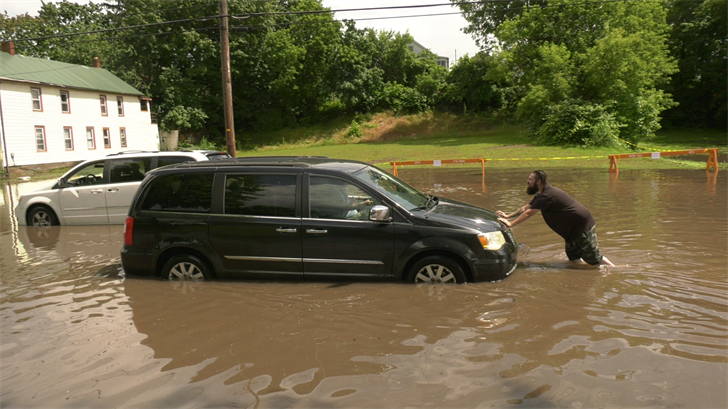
407;256;466;284
28;206;58;227
162;255;212;281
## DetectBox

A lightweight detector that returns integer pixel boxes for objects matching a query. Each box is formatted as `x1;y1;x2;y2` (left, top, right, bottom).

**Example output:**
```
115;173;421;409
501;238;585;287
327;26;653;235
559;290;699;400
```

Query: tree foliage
663;0;727;129
455;0;679;145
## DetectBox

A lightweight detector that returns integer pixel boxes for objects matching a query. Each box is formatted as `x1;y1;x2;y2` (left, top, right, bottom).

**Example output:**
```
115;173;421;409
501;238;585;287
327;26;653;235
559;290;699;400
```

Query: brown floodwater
1;168;726;408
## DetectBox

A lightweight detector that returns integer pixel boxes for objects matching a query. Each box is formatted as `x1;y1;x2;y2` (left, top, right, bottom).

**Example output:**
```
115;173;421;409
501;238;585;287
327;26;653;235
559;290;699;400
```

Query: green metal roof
0;52;144;96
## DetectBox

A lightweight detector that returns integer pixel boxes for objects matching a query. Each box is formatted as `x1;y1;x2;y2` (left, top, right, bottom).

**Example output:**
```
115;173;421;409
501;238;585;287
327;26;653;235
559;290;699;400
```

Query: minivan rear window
157;156;196;168
224;174;296;217
205;153;230;160
141;173;214;213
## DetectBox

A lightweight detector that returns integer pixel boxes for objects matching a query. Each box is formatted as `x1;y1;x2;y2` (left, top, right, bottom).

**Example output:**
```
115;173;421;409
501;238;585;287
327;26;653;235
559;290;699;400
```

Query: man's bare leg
600;256;615;267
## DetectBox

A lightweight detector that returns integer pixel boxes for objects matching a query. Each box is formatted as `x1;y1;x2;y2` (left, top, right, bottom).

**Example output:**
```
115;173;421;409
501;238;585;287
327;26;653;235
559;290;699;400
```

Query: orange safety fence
387;148;720;178
390;158;486;177
609;148;719;174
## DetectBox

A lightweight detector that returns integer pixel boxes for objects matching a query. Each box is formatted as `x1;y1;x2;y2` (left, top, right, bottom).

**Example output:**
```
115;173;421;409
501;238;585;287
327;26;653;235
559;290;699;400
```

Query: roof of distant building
0;52;144;96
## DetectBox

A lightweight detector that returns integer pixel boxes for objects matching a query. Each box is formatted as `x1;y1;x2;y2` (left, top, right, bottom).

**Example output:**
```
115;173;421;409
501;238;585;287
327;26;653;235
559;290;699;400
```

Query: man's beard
526;184;538;195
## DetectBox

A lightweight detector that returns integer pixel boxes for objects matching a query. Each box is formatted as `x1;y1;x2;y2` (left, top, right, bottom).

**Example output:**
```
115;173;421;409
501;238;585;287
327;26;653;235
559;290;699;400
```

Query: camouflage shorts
565;225;603;265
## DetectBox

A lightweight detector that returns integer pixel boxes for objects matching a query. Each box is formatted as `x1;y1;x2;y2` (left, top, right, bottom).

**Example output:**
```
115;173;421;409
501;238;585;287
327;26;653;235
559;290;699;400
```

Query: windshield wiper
423;195;439;215
412;195;438;213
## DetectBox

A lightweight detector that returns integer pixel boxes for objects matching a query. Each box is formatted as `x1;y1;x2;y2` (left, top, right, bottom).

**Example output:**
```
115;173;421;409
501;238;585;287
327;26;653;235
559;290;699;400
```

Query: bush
533;100;624;147
348;120;363;138
380;82;430;115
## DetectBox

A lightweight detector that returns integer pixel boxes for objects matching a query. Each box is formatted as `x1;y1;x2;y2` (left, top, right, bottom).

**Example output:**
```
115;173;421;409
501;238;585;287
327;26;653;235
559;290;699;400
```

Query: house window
117;96;124;116
60;91;71;113
103;128;111;148
140;99;148;112
100;95;108;116
64;127;74;150
35;126;47;151
86;127;96;149
120;127;127;147
31;88;43;111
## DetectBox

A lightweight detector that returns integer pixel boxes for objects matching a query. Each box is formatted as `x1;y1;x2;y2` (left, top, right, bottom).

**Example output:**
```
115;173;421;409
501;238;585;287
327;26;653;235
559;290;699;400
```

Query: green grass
3;113;725;182
235;114;726;171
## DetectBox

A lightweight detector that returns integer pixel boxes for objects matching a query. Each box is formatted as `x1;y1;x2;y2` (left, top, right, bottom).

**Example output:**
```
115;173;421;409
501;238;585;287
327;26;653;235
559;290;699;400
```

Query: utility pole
219;0;236;157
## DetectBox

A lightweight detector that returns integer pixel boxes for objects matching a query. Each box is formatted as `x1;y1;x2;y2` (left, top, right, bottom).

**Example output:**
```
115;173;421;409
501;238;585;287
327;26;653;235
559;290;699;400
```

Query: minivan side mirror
369;205;391;222
58;177;67;188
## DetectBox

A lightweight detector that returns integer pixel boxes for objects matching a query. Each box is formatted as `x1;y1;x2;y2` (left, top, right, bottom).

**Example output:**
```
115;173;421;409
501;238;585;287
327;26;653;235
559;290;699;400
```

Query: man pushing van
497;170;614;267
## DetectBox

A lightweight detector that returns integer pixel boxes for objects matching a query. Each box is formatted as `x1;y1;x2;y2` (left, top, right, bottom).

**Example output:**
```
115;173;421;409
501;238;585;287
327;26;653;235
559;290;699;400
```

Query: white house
0;41;159;171
408;40;449;69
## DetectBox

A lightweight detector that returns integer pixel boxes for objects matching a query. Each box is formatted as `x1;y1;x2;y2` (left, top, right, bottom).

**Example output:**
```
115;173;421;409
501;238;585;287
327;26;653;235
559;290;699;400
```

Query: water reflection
1;168;726;408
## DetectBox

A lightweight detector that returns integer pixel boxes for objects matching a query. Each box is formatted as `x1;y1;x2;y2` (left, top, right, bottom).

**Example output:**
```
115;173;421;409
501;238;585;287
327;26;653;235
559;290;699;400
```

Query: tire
28;206;58;227
162;255;212;281
407;255;467;284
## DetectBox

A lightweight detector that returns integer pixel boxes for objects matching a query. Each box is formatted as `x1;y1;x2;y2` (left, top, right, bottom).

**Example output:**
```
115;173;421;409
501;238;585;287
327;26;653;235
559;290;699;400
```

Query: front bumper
471;246;518;282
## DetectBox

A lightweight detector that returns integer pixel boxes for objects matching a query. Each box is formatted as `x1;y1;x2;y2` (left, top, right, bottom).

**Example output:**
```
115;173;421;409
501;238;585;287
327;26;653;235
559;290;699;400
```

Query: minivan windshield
353;166;428;211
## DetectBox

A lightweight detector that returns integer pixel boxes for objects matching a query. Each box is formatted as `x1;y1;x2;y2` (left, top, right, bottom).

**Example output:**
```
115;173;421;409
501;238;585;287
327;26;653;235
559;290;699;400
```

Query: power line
0;0;543;42
3;0;670;43
235;0;658;32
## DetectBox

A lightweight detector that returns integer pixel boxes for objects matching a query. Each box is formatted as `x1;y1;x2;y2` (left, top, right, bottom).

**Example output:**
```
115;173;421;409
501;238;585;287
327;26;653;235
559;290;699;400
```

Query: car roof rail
234;156;331;160
106;150;159;157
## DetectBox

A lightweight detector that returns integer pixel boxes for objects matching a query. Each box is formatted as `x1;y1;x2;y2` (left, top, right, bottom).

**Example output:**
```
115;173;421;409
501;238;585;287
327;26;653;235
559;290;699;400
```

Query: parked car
15;150;229;226
120;156;518;283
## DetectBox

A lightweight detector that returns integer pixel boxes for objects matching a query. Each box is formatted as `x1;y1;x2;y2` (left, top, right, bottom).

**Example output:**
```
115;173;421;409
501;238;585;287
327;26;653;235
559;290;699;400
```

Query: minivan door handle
276;227;297;233
107;188;119;193
306;229;328;234
91;189;104;194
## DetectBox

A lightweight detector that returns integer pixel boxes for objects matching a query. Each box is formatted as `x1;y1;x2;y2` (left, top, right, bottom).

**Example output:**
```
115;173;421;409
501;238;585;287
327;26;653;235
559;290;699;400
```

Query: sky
1;0;482;64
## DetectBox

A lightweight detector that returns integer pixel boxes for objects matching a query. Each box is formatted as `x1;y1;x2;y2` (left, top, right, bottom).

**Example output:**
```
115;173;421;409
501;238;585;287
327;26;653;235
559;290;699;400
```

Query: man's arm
498;206;539;228
496;204;531;220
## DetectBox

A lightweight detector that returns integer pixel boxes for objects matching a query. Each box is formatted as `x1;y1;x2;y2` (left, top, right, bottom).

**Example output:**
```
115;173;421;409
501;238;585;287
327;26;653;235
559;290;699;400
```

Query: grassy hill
234;112;726;171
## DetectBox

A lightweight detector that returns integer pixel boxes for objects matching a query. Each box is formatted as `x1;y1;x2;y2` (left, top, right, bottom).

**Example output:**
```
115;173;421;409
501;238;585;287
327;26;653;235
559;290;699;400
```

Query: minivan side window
141;173;214;213
66;161;105;187
157;156;196;168
225;174;296;217
110;158;152;183
309;176;379;220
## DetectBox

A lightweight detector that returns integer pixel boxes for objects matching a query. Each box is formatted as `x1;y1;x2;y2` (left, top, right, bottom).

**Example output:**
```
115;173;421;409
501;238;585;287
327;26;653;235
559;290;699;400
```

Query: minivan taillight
124;217;134;246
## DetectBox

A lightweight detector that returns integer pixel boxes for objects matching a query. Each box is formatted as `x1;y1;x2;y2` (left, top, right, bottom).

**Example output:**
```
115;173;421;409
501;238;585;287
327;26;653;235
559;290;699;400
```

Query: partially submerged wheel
28;206;58;227
407;256;466;284
162;255;212;281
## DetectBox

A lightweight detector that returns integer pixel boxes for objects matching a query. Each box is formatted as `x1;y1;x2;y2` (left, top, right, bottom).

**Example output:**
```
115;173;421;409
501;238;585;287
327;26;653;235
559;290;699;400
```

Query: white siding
409;42;426;54
1;80;159;167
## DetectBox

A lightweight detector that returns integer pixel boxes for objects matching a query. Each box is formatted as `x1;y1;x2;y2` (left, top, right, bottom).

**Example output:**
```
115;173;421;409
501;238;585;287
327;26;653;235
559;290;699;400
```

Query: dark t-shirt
528;185;595;242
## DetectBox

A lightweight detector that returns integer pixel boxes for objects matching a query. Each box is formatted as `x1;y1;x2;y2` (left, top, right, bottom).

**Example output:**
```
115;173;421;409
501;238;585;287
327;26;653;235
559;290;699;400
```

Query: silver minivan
16;150;229;226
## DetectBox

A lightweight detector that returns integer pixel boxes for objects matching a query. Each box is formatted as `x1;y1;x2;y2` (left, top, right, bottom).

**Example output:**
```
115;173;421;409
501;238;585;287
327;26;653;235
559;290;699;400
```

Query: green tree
456;0;678;145
663;0;727;129
441;53;514;114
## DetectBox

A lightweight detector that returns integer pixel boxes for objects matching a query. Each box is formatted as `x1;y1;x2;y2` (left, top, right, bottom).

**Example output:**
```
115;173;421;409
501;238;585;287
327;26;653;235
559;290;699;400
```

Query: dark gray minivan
120;157;518;283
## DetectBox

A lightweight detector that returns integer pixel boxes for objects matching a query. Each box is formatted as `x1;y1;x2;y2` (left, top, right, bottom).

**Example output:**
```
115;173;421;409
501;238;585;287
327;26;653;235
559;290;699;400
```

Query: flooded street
1;168;726;408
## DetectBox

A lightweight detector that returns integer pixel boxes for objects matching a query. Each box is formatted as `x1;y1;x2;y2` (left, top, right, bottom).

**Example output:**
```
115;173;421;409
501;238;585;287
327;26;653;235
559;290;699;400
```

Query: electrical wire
4;0;662;43
2;0;640;44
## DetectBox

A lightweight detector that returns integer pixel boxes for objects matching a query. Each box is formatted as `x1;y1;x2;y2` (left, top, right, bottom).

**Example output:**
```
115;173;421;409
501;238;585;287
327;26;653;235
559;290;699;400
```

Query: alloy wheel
414;264;457;283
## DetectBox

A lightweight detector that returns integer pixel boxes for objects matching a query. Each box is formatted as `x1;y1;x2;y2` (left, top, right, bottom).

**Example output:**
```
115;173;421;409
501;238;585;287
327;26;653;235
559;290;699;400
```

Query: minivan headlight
478;231;506;251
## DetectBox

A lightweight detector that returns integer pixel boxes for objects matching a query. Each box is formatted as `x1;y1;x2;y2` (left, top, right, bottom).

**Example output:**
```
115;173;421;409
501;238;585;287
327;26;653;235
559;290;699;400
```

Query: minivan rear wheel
407;256;466;284
162;255;212;281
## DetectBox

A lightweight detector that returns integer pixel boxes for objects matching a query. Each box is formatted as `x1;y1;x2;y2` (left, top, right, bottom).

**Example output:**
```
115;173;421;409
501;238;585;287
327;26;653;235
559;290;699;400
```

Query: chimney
1;41;15;55
92;57;101;68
